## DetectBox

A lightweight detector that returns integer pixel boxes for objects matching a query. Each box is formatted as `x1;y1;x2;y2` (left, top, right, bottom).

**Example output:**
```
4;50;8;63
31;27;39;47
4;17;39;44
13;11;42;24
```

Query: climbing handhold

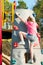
13;25;19;30
41;61;43;65
11;59;16;64
33;43;38;47
41;49;43;54
14;42;19;47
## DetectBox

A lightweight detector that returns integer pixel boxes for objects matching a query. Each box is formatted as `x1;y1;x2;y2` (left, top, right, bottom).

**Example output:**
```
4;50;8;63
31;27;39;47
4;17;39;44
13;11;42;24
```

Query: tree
33;0;43;22
33;0;43;38
16;0;28;9
4;1;12;12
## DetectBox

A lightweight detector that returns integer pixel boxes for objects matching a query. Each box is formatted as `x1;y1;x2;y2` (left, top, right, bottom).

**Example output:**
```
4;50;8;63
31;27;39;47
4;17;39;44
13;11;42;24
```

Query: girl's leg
19;31;27;44
28;43;34;63
30;43;34;60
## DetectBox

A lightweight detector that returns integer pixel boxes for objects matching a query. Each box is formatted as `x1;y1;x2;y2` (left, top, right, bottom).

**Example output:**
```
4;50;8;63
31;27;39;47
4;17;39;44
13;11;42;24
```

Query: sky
9;0;37;10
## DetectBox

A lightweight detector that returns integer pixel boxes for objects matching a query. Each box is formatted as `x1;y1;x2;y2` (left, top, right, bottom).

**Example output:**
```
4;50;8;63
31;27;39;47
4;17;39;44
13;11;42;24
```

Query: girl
16;12;39;64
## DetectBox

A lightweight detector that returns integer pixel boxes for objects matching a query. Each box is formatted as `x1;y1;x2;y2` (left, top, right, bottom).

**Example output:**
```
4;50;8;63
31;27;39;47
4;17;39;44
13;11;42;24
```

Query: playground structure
11;9;43;65
2;0;16;29
2;0;16;65
1;0;43;64
2;0;16;39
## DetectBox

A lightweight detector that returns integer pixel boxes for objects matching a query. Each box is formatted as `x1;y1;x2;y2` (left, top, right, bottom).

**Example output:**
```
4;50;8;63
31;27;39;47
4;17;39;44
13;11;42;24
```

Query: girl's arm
36;22;40;32
16;12;25;23
35;22;39;28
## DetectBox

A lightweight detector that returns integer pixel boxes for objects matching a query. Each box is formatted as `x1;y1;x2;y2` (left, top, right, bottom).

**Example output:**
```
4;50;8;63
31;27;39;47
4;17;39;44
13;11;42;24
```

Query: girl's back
25;21;38;35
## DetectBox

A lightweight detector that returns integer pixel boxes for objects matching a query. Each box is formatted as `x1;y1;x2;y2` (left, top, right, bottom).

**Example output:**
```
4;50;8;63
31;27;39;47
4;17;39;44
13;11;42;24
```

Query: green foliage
4;1;12;12
16;0;28;9
33;0;43;21
33;0;43;38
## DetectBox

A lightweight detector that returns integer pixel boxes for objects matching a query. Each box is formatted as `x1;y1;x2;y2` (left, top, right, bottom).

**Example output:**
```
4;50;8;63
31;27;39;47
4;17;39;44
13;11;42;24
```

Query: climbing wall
11;9;43;65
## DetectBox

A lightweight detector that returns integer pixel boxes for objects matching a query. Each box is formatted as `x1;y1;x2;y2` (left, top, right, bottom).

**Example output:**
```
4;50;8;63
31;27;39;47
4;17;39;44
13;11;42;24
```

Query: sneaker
19;41;25;45
28;59;34;64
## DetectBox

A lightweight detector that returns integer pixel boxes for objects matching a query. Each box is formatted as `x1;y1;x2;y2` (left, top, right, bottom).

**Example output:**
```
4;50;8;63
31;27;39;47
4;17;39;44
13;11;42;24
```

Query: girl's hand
16;12;25;23
16;12;19;15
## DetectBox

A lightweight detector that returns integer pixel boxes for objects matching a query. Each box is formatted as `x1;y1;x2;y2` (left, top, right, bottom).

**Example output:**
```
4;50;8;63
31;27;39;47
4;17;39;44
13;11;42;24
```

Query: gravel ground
2;40;11;56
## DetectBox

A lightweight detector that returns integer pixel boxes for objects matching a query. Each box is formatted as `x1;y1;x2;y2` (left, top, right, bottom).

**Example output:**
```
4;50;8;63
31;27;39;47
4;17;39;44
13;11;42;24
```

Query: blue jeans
26;33;38;44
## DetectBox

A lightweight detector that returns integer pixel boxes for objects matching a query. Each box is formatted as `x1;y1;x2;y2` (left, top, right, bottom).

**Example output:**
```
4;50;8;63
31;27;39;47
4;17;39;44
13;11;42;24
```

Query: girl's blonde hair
27;16;34;22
